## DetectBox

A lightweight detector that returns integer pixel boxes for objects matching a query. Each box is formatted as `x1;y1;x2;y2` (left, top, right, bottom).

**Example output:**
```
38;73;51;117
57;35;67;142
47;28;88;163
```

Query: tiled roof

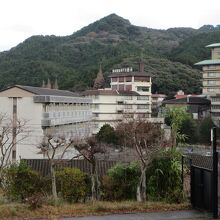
109;71;151;77
3;85;79;97
194;59;220;65
83;89;140;96
163;96;211;105
206;43;220;48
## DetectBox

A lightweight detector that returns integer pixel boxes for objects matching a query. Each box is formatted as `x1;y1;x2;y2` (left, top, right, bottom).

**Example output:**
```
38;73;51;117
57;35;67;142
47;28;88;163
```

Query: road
62;210;211;220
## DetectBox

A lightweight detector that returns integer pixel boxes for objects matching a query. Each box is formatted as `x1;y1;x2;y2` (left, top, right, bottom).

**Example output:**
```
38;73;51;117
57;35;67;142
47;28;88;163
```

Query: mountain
169;31;220;65
0;13;219;95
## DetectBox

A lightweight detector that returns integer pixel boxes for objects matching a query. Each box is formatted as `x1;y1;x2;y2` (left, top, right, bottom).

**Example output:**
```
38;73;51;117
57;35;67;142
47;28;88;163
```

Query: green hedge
56;167;90;202
102;163;140;201
2;161;45;201
146;149;183;203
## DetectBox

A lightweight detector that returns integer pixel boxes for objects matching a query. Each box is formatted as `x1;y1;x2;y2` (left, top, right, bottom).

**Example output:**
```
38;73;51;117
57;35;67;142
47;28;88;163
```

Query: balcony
41;110;93;127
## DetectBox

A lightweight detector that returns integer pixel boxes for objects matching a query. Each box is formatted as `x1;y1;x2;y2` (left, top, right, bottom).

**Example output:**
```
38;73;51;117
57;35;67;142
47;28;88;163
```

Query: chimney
139;60;144;72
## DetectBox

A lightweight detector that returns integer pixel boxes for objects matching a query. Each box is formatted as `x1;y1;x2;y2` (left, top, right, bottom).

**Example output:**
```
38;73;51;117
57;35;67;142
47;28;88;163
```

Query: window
139;113;150;118
212;105;220;109
117;101;123;105
208;72;216;77
134;76;150;82
212;97;220;102
137;86;150;92
124;114;133;118
137;105;149;109
212;112;220;117
124;96;132;100
126;76;132;82
119;77;124;82
208;80;215;84
137;96;149;100
207;65;216;70
111;77;117;82
125;105;132;109
125;85;132;91
207;88;215;92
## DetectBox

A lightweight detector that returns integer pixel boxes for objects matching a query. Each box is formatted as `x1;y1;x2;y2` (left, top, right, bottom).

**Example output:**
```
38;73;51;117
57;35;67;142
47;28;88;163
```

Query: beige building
84;62;154;132
195;43;220;121
0;85;93;160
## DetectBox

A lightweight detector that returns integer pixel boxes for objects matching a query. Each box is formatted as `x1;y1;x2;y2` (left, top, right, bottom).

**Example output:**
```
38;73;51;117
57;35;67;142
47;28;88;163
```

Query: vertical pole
190;161;194;207
212;127;218;218
12;97;17;161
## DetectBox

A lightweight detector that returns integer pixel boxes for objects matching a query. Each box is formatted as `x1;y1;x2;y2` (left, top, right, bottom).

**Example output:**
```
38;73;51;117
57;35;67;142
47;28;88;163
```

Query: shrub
56;167;89;202
2;161;44;201
102;163;140;201
25;192;45;209
96;124;118;145
146;149;183;203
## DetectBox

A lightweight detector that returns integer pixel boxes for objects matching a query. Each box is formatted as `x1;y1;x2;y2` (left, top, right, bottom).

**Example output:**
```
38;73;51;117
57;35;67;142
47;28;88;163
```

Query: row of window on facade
43;110;92;118
111;76;150;83
112;85;150;92
46;103;91;111
89;95;150;100
211;97;220;102
206;72;219;77
211;105;220;109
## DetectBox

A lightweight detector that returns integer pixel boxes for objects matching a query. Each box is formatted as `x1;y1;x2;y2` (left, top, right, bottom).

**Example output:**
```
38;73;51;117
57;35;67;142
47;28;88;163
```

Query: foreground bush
102;163;140;200
146;149;183;203
56;167;89;202
2;161;44;201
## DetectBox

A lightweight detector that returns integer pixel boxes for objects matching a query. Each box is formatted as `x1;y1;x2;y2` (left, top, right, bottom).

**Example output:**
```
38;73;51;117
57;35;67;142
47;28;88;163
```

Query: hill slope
0;13;218;95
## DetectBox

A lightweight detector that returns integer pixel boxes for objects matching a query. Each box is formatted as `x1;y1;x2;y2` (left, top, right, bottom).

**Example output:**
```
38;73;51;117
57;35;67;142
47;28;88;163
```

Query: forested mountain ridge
0;13;219;95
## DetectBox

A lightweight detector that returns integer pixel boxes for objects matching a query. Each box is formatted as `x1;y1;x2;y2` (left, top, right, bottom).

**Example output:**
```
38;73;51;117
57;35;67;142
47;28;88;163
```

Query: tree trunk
136;165;147;202
91;173;96;201
96;170;101;200
91;162;97;201
50;161;58;202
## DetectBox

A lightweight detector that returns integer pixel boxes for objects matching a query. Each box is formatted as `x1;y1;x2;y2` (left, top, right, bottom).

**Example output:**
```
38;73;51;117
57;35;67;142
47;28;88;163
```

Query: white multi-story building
84;62;153;132
195;43;220;122
0;85;93;160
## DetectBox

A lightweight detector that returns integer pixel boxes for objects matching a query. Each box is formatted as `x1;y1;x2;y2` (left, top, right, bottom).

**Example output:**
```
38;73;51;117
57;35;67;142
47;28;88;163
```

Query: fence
22;159;117;177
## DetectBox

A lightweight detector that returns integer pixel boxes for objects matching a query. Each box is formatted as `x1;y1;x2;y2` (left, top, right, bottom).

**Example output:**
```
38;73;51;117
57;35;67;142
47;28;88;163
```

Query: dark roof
83;89;140;96
163;96;211;105
109;71;151;78
2;85;79;97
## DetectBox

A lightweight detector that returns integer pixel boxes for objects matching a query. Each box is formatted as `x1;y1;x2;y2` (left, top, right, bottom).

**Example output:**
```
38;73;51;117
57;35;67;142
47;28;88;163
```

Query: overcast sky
1;0;220;52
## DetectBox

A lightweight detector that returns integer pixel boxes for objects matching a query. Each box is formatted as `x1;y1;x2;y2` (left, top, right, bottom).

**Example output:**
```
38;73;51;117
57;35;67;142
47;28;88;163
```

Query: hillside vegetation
0;14;219;95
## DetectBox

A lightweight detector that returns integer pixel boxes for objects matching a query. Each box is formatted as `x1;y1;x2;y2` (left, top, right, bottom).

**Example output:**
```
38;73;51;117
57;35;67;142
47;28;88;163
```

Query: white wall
0;97;44;160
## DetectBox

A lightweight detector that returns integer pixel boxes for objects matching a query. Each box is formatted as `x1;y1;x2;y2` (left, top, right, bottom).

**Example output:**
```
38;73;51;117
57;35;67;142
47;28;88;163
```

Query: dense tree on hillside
0;14;218;94
169;31;220;65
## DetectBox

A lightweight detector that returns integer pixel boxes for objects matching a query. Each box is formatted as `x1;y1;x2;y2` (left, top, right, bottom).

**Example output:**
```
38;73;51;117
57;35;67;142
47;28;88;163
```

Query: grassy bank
0;201;190;219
